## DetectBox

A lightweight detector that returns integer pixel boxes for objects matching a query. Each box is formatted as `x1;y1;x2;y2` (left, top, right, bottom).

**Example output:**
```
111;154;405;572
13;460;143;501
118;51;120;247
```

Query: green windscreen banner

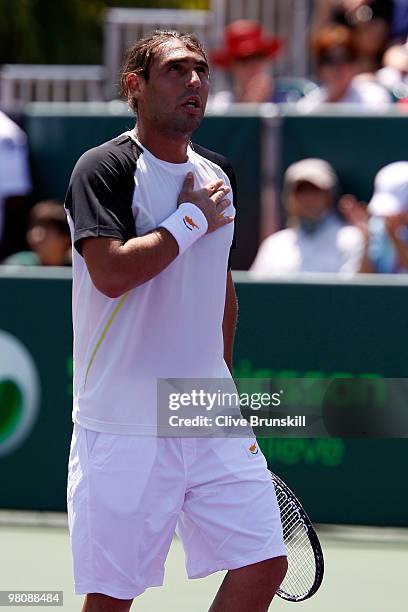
0;269;407;526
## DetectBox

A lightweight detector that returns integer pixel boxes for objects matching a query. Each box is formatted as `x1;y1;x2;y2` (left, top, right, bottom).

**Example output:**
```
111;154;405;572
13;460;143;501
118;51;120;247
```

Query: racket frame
271;471;324;602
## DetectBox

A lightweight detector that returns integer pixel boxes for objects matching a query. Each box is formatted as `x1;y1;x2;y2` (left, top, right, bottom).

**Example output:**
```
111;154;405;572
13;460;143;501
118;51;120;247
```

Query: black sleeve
64;137;138;255
191;143;238;270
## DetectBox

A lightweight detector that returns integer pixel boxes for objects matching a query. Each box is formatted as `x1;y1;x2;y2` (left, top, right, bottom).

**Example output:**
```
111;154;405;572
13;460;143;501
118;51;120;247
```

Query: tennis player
65;30;287;611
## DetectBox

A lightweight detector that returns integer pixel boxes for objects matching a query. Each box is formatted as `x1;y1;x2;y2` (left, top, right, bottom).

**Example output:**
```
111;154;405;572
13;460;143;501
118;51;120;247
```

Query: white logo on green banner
0;330;40;457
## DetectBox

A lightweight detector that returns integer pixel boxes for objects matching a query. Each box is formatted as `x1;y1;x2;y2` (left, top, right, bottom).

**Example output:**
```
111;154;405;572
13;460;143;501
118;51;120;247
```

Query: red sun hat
210;20;283;68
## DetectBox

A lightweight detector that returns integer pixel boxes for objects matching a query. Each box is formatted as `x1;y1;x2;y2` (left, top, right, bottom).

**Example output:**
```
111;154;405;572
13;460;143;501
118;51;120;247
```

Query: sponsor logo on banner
0;331;40;457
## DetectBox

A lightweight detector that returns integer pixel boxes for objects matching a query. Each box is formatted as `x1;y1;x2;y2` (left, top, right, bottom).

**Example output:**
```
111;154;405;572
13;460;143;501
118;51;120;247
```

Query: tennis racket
271;472;324;602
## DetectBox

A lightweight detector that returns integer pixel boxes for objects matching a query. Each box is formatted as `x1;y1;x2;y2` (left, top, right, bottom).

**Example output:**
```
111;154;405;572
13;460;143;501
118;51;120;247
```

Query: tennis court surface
0;513;406;611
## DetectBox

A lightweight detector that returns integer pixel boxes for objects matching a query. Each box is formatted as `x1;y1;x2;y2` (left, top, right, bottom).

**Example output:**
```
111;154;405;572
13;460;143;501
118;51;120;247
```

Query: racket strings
273;480;317;599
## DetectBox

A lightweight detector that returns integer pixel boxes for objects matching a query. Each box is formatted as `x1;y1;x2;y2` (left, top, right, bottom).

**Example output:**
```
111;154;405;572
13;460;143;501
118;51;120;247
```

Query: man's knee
232;555;288;591
258;555;288;586
82;593;133;612
256;556;288;603
270;555;288;585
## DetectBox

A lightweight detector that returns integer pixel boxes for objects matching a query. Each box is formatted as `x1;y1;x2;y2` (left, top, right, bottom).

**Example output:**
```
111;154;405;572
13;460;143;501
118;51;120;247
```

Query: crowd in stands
208;20;307;106
0;109;70;267
250;159;365;275
208;1;408;276
209;1;408;110
1;0;408;274
0;110;31;261
250;158;408;276
3;200;71;267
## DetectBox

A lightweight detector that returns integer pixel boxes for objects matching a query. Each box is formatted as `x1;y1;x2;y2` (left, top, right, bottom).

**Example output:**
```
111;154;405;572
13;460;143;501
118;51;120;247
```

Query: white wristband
159;202;208;255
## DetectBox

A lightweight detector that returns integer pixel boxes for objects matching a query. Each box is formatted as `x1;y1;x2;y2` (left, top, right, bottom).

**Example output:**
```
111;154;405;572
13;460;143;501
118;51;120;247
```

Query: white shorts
67;424;286;600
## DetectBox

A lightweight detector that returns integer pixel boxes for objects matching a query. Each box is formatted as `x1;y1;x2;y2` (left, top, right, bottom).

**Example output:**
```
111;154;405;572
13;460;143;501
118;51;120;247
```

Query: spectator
0;110;32;260
313;1;394;72
3;200;71;266
377;42;408;100
209;20;313;106
250;159;364;276
340;162;408;272
300;24;391;110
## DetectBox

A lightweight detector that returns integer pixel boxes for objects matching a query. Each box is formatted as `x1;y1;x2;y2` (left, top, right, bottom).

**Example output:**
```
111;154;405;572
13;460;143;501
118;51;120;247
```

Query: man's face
131;39;210;136
290;181;332;221
27;222;70;265
230;54;271;83
317;47;356;96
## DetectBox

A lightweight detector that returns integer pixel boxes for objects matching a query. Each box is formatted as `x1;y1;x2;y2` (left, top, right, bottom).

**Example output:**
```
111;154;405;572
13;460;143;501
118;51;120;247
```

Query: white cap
368;162;408;216
284;158;339;192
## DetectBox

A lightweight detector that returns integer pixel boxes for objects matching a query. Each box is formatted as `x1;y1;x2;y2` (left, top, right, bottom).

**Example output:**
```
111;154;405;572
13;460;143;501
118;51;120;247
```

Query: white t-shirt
0;111;31;240
250;213;364;276
298;78;392;111
65;132;236;434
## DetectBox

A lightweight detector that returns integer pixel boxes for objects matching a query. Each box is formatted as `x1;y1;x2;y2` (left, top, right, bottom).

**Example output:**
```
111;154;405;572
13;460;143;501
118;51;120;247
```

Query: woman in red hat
209;20;310;105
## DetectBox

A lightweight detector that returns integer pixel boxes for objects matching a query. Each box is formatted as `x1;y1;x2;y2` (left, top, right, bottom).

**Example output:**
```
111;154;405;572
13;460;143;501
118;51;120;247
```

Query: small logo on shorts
249;442;259;455
183;215;199;230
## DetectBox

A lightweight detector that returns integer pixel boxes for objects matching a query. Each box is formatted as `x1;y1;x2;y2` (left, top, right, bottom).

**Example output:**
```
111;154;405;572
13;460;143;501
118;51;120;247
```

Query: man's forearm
222;271;238;373
391;235;408;270
359;244;375;273
83;228;179;298
83;174;233;298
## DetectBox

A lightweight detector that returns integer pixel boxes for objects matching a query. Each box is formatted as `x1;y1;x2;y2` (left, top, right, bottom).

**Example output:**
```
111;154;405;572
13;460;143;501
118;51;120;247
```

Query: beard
147;102;204;138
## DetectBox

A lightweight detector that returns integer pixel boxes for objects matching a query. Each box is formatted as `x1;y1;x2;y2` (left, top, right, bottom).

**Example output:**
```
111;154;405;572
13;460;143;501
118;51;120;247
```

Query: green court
0;514;406;611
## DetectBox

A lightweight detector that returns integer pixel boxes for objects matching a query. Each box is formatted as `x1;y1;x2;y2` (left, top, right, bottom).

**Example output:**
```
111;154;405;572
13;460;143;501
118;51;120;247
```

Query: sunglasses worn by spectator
319;53;355;67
